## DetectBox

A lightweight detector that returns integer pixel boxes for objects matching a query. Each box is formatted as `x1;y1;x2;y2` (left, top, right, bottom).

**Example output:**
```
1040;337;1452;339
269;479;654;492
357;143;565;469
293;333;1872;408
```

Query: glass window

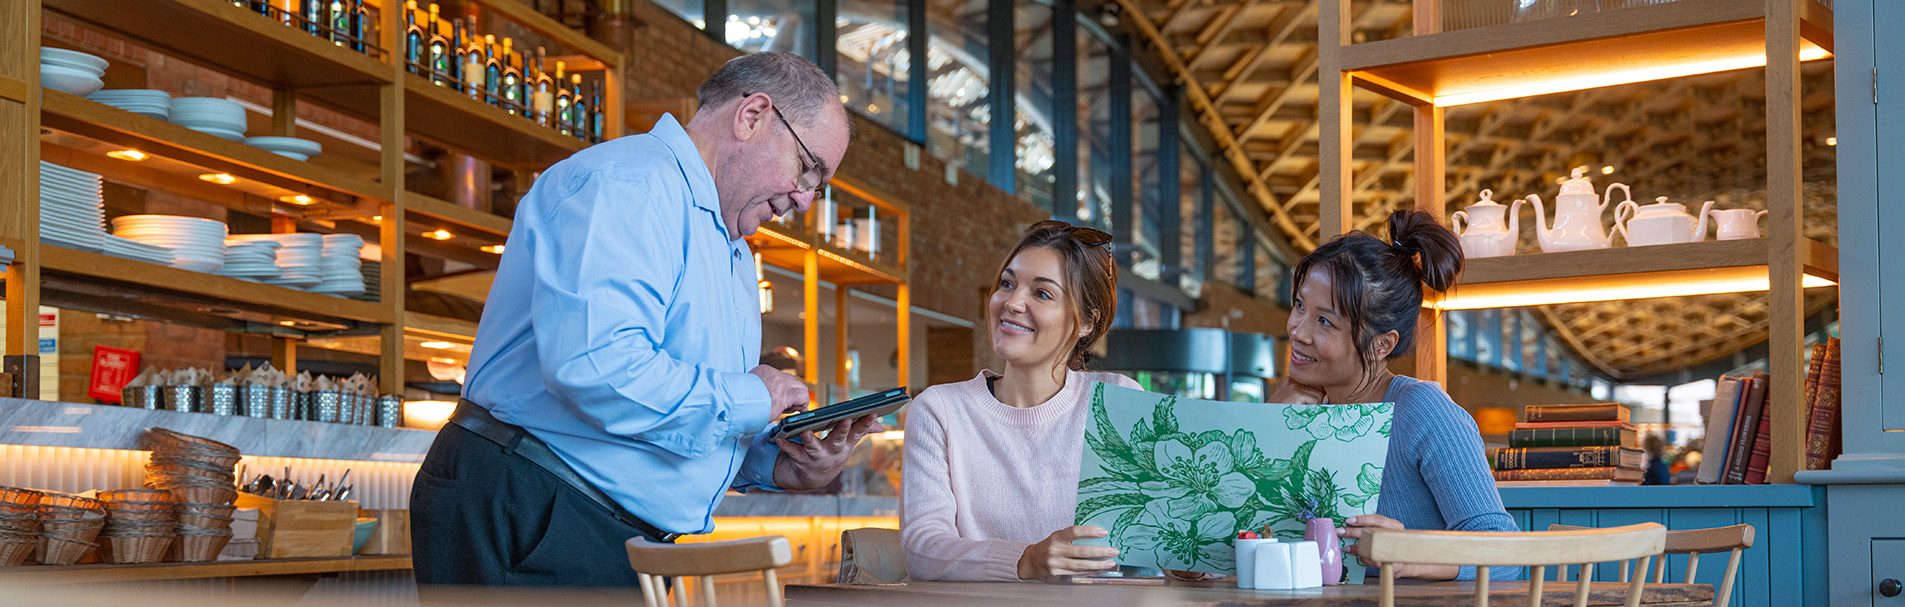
1210;192;1238;284
727;0;819;60
925;0;990;171
1076;27;1112;229
1129;81;1161;281
1013;0;1057;212
1179;142;1204;286
836;0;913;133
1253;242;1275;300
654;0;707;28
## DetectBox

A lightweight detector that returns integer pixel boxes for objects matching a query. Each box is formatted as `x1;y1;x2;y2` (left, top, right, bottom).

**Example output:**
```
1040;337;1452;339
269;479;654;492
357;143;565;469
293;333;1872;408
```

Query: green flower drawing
1284;402;1394;442
1120;499;1238;571
1145;438;1257;518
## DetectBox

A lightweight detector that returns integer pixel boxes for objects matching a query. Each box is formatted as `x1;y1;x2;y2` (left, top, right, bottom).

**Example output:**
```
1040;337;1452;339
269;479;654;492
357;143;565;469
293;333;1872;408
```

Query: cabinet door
1876;540;1905;605
1877;0;1905;432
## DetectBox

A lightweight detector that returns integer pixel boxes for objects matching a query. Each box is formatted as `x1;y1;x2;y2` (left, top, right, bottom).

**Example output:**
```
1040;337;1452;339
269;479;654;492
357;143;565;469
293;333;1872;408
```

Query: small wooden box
234;493;358;558
358;508;410;555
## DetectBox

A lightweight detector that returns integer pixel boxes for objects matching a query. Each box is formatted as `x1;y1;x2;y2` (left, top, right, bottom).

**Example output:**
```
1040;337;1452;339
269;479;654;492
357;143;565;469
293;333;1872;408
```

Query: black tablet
774;387;910;439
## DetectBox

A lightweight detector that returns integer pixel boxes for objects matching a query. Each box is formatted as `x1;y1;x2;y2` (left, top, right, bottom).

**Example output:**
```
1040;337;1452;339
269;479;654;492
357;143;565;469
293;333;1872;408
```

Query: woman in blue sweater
1270;209;1520;582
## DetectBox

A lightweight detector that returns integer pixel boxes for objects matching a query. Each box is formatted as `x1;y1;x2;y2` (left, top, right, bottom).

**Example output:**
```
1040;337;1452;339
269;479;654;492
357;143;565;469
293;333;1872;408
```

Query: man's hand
771;414;881;491
751;365;810;417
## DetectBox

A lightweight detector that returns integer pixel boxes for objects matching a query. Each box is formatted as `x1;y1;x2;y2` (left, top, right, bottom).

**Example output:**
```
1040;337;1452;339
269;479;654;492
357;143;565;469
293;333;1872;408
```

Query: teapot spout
1508;197;1524;245
1525;194;1552;249
1694;200;1716;242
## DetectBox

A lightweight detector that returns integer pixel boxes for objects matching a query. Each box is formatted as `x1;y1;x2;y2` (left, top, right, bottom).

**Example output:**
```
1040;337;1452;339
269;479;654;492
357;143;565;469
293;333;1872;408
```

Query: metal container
335;391;355;424
268;386;292;420
375;395;404;428
358;393;377;425
241;385;271;417
122;386;162;410
295;390;314;421
312;390;342;423
162;385;202;413
206;384;239;416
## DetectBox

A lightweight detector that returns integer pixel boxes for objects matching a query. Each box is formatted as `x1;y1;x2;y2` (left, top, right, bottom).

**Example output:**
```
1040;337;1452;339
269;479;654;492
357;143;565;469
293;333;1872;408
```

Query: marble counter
0;397;436;461
717;492;899;518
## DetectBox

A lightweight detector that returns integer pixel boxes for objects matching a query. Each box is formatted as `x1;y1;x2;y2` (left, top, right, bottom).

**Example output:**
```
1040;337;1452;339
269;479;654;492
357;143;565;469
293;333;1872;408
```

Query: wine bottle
328;0;351;48
569;74;588;141
463;17;485;100
590;83;605;142
448;12;466;90
554;61;572;134
483;35;502;107
349;0;369;53
301;0;323;35
404;0;423;75
427;3;450;86
499;38;523;115
531;47;553;126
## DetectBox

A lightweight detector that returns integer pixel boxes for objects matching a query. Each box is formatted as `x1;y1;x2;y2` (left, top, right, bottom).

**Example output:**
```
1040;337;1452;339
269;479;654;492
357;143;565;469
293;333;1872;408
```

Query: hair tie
1392;239;1418;256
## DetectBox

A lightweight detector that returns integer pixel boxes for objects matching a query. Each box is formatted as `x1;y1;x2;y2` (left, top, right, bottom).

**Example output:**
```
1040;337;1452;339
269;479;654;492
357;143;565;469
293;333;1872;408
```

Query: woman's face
1286;267;1374;390
989;246;1080;371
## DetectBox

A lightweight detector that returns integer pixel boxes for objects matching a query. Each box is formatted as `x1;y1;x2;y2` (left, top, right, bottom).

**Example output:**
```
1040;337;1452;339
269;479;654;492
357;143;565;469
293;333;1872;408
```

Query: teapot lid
1558;167;1596;196
1470;189;1505;207
1638;196;1686;214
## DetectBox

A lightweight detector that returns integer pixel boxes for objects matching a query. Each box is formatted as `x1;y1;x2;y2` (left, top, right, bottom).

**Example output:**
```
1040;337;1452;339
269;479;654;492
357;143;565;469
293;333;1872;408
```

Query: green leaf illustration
1378;418;1392;438
1152;396;1180;437
1076;492;1150;523
1357;464;1384;495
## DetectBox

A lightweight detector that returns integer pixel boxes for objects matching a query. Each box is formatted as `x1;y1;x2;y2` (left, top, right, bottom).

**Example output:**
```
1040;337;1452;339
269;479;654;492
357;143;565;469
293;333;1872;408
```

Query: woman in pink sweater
901;221;1143;581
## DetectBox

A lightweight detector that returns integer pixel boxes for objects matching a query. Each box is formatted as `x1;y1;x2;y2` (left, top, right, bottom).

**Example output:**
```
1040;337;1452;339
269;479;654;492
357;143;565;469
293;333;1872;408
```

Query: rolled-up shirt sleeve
524;168;775;460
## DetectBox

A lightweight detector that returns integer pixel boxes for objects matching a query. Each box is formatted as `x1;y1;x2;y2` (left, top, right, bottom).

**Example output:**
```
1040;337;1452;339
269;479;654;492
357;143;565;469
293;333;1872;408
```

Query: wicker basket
177;510;233;530
179;503;236;518
38;504;106;521
146;463;236;480
97;535;173;564
38;493;103;511
147;454;239;474
104;511;177;527
142;428;240;456
0;487;45;505
160;486;236;505
35;534;98;565
0;513;38;534
0;537;34;567
99;489;177;503
169;528;233;563
40;523;103;545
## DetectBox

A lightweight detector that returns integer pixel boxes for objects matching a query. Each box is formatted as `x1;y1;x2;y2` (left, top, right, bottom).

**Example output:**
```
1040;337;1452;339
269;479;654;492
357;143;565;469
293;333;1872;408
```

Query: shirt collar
649;114;726;223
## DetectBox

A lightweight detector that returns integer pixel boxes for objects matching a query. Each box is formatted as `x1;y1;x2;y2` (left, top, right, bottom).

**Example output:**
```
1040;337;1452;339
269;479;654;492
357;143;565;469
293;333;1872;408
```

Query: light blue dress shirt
462;114;781;535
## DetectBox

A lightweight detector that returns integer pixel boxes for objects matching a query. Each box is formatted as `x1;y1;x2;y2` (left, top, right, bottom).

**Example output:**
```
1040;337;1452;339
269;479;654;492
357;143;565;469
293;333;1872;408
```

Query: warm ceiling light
1430;268;1837;310
1431;46;1831;107
279;194;315;205
370;215;383;223
1600;166;1615;175
419;341;456;349
278;320;297;326
198;173;238;185
1826;137;1837;146
107;149;148;161
430;357;459;364
480;244;505;254
424;229;453;240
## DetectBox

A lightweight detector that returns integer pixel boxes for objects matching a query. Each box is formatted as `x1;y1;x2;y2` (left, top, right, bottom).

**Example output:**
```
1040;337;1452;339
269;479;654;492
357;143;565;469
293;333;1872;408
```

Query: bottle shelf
402;72;586;170
1340;0;1834;107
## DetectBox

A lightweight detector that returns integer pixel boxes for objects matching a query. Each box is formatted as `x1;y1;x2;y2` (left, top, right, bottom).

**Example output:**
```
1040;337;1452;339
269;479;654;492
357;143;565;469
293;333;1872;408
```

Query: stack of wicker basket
141;428;239;562
0;487;44;566
34;492;105;565
96;488;176;564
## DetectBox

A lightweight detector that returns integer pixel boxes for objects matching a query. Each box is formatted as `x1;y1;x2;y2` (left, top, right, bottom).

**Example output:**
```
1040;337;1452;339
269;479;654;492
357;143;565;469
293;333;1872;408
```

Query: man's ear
732;93;772;142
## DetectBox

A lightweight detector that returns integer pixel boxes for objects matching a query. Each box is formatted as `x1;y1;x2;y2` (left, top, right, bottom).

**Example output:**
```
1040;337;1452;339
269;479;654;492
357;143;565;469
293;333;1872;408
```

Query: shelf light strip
1431;268;1836;310
1433;46;1831;107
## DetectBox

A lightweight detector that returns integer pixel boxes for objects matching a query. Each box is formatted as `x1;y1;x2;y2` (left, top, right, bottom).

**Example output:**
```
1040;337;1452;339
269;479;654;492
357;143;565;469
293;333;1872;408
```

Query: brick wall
1182;282;1288;336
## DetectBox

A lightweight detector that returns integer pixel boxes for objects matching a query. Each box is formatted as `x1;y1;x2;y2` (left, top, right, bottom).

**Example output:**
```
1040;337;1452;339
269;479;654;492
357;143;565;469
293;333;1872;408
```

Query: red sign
88;345;140;404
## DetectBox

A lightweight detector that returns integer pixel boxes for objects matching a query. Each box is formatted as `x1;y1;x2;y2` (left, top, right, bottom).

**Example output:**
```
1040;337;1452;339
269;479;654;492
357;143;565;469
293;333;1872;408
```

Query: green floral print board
1072;382;1393;575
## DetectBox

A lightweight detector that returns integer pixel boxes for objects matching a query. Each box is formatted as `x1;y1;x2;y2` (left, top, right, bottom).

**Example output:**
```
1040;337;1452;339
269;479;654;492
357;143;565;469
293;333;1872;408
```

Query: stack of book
1491;404;1644;487
1697;337;1842;484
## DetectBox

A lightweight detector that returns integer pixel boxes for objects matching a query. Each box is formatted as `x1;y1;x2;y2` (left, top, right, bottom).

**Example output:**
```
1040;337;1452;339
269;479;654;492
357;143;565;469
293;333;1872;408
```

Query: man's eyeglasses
768;104;825;194
1032;220;1113;247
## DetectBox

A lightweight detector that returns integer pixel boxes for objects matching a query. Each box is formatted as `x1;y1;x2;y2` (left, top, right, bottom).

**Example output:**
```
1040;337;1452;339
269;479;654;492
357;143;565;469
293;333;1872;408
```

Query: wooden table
787;580;1715;606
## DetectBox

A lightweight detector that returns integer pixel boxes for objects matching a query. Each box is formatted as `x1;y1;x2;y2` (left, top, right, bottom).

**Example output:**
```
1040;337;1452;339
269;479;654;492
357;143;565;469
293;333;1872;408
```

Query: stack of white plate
38;161;106;252
168;97;247;141
111;215;229;273
313;233;366;296
87;89;172;120
102;234;175;265
230;233;321;288
40;47;105;97
244;136;322;161
215;239;281;282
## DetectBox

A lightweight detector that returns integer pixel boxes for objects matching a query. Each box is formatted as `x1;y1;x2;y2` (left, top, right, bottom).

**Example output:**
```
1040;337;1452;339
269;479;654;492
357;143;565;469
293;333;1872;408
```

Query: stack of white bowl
214;239;281;282
40;47;105;97
38;162;107;252
168;98;247;141
87;89;172;120
229;233;321;289
243;137;322;161
111;215;228;273
313;234;366;296
102;234;175;265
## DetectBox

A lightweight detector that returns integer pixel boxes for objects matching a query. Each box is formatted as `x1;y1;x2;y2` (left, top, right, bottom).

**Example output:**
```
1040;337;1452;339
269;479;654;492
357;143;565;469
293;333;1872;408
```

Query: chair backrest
626;535;794;607
1548;523;1754;607
835;527;908;584
1362;523;1667;607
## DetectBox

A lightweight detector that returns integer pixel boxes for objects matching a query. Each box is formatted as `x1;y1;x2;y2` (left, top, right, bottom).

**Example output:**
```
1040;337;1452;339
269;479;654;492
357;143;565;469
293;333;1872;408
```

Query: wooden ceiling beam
1234;50;1319;144
1213;0;1314;105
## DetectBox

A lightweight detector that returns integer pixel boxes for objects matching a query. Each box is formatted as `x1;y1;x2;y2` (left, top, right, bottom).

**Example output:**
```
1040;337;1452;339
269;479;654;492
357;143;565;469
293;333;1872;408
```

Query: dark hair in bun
1292;210;1464;377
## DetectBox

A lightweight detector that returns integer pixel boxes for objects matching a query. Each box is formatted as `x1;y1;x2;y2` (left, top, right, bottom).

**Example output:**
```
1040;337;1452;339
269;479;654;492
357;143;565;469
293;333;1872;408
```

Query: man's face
720;99;849;239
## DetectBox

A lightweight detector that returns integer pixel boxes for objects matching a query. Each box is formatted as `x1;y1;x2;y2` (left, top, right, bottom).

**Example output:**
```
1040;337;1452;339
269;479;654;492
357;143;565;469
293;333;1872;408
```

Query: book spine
1724;373;1769;484
1493;446;1626;470
1524;405;1627;423
1697;375;1744;485
1744;404;1773;485
1805;338;1842;470
1492;467;1639;481
1508;427;1620;448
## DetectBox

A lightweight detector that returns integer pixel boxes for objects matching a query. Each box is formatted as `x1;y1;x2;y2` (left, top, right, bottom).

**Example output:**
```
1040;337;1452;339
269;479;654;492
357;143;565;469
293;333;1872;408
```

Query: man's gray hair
697;52;841;128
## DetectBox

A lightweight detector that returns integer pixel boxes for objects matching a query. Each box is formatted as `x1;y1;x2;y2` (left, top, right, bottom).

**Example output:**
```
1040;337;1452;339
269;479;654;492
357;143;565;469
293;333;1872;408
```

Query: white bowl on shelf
244;136;322;160
186;126;247;141
39;65;103;97
40;47;108;73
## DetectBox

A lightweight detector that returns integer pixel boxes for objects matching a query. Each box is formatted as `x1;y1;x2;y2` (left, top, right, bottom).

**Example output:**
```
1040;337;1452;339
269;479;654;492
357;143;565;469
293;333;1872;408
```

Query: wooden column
896;209;910;390
380;11;408;398
1407;0;1449;386
271;88;297;137
1;0;40;398
803;248;820;407
835;286;850;400
1764;0;1805;484
1317;0;1352;240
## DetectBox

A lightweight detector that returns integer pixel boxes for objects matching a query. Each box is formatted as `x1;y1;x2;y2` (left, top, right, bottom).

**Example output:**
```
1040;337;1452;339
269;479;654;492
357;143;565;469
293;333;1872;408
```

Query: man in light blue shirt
411;52;880;587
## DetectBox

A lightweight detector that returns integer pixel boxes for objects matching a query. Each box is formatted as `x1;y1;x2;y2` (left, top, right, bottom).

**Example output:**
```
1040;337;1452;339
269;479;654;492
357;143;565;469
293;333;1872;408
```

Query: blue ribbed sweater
1371;375;1522;581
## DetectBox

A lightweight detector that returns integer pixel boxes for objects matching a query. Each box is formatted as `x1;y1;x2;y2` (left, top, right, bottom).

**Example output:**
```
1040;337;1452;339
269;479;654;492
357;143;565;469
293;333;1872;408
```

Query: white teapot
1707;208;1768;240
1526;168;1624;253
1449;189;1523;259
1616;196;1715;247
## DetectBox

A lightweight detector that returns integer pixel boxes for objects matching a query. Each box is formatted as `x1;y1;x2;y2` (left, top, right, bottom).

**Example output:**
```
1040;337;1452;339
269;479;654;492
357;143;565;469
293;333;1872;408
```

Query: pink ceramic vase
1304;517;1344;585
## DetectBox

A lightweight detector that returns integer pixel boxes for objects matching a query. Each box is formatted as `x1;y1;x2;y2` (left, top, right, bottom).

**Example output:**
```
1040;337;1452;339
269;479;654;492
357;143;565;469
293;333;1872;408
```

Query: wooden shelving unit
37;245;391;325
1321;0;1832;483
0;555;411;584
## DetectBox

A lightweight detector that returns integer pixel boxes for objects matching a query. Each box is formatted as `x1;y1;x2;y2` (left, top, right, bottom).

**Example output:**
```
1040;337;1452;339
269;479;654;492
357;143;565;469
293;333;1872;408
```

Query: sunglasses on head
1031;220;1113;247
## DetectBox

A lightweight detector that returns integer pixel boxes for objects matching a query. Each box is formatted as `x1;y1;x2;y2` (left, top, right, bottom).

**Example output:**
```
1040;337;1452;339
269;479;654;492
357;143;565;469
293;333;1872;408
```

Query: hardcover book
1523;404;1629;423
1491;446;1644;470
1722;373;1769;485
1507;426;1637;449
1696;375;1745;485
1492;467;1644;482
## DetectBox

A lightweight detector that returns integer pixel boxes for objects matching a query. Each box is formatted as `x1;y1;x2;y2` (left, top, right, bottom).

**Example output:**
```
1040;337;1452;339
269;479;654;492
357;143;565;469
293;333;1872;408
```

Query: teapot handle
1754;210;1769;222
1450;211;1469;236
1602;183;1633;212
1613;199;1640;245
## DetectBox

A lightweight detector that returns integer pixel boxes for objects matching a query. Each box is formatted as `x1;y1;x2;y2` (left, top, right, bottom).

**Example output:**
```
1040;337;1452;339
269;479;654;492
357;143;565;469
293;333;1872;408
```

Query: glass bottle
531;47;553;126
482;35;501;107
553;61;572;135
448;13;465;90
569;74;588;141
328;0;350;48
301;0;323;35
403;0;423;75
463;16;485;101
499;38;523;115
349;0;370;53
590;83;605;142
427;3;450;86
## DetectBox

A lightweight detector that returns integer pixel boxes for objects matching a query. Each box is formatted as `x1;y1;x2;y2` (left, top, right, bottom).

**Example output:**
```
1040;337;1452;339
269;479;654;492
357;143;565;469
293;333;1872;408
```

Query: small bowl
351;518;378;554
40;47;108;72
39;65;103;97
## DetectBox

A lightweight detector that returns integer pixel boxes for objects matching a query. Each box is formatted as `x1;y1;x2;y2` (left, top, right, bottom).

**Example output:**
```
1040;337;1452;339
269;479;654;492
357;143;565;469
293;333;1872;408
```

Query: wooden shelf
454;0;624;69
404;191;512;237
38;245;392;327
0;555;411;584
40;89;393;206
404;73;587;170
752;225;906;286
0;75;26;104
1438;238;1838;310
405;310;479;342
1341;0;1834;106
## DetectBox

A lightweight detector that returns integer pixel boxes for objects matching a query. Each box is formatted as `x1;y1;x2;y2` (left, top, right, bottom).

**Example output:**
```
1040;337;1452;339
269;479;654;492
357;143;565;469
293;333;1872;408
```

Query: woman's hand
1337;515;1459;581
1018;526;1120;580
1270;379;1326;405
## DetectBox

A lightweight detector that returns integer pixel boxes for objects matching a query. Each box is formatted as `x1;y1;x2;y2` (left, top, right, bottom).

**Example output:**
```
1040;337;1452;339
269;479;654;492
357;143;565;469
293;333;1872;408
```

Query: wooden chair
834;527;908;584
1359;522;1667;607
625;535;794;607
1549;523;1755;607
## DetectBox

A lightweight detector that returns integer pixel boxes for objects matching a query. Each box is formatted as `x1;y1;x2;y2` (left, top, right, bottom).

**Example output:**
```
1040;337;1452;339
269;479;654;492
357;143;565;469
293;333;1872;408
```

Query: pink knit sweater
900;369;1142;581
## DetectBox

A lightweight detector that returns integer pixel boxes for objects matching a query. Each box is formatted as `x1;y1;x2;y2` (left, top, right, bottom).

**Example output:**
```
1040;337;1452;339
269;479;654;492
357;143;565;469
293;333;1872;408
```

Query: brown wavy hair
991;221;1118;371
